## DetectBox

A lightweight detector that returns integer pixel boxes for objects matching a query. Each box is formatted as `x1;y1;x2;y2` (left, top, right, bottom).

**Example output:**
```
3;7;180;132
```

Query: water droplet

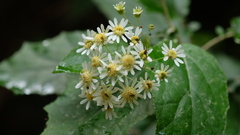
43;40;50;47
94;129;98;134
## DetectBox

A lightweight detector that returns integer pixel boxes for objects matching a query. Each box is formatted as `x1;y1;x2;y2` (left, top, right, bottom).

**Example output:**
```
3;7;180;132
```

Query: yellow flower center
101;90;112;100
167;50;177;59
107;63;119;77
94;33;107;45
131;36;140;44
143;80;153;90
121;86;138;101
121;54;135;69
81;70;92;87
84;40;94;49
86;91;95;101
91;56;101;67
158;71;167;80
139;50;148;60
113;25;125;36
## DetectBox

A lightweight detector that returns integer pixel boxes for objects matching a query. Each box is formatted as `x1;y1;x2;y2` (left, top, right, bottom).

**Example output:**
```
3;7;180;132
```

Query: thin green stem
152;57;164;62
105;46;113;55
202;31;233;50
160;0;173;28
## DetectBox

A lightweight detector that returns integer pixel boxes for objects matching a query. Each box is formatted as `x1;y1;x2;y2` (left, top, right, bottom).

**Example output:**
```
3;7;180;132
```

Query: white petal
174;60;180;67
76;48;85;53
163;56;169;61
130;69;135;75
80;99;88;104
176;58;184;64
100;73;108;79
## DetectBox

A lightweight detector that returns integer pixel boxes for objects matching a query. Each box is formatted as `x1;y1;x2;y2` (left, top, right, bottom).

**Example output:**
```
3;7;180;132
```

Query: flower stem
160;0;173;28
202;31;233;50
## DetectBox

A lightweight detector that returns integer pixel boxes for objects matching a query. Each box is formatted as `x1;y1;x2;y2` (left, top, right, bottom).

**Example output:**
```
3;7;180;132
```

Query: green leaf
41;74;155;135
149;44;229;134
0;31;81;95
224;96;240;135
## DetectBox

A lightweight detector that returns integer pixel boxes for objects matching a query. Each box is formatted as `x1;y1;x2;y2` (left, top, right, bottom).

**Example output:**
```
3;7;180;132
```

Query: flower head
107;18;133;43
162;40;186;67
76;30;96;55
155;63;173;83
88;50;107;68
131;41;153;65
93;82;119;109
89;24;112;51
113;1;126;15
137;72;160;99
98;53;127;86
115;46;143;75
125;27;142;46
117;77;142;109
102;106;118;120
133;6;143;18
79;85;99;110
75;61;99;90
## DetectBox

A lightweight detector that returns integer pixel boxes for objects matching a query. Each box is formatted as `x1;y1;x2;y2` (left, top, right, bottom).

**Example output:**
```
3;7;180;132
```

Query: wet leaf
0;31;81;95
41;74;155;135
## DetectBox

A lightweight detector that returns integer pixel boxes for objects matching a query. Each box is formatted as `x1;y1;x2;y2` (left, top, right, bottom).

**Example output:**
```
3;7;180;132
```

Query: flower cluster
75;1;186;120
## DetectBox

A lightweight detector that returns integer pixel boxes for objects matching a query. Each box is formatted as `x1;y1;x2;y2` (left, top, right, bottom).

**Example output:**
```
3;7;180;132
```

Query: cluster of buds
75;1;186;120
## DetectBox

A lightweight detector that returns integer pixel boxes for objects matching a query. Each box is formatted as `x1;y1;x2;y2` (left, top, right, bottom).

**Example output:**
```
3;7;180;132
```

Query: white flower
75;61;99;90
115;46;143;75
155;63;173;83
107;18;133;43
133;6;143;15
137;72;160;99
133;6;143;18
117;77;142;109
79;85;99;110
125;27;142;46
102;106;118;120
131;41;153;65
98;53;127;86
113;1;125;15
93;82;118;109
88;49;108;68
76;30;96;55
88;24;112;51
162;40;186;67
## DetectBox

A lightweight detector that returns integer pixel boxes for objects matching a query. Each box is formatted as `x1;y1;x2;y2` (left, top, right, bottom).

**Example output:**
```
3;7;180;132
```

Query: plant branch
202;31;233;50
160;0;173;27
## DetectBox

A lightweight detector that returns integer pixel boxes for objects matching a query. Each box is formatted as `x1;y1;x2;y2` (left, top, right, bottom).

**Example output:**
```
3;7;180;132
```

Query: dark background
0;0;240;134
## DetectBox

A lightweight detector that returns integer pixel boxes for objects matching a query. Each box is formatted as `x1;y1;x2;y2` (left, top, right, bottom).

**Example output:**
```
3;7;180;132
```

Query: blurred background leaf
0;31;81;95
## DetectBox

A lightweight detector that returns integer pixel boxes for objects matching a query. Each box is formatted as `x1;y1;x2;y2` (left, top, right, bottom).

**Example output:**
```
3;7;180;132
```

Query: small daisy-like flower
117;77;142;109
137;72;160;99
102;106;118;120
79;86;98;110
98;53;127;86
131;41;153;65
76;30;96;55
89;24;112;51
88;50;107;68
133;6;143;18
115;46;143;75
113;1;126;15
75;61;99;90
155;63;173;83
107;18;133;43
125;27;142;46
162;40;186;67
93;82;119;109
